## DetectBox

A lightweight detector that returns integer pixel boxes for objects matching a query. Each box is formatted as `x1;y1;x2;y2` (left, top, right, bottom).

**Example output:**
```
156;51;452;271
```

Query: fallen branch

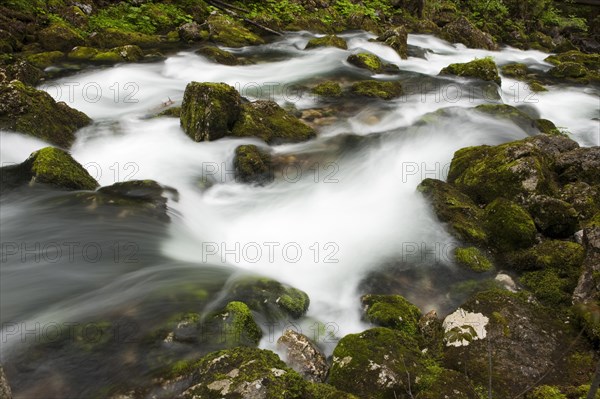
208;0;283;36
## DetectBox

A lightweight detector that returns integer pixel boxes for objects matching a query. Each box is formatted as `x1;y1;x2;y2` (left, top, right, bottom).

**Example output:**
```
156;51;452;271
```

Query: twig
208;0;283;36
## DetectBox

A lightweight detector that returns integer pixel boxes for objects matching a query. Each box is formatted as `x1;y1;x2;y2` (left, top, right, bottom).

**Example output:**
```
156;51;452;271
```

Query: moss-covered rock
549;62;588;79
417;368;479;399
526;194;579;237
305;35;347;50
233;144;274;184
68;45;143;63
179;347;307;398
545;50;600;70
556;147;600;186
210;301;263;347
206;14;264;48
535;118;561;135
180;81;241;142
232;100;316;144
520;269;574;306
350;80;402;100
483;198;537;251
178;21;205;42
0;80;91;147
559;182;600;223
443;289;595;397
440;57;501;85
375;26;408;59
38;21;84;52
506;240;584;272
328;327;429;399
304;382;358;398
347;53;385;73
454;246;493;272
196;46;240;66
1;147;98;191
89;28;159;49
441;16;498;51
360;294;421;334
312;81;343;98
277;329;328;383
25;51;65;69
501;63;529;78
0;60;43;86
525;385;567;399
474;104;538;134
417;178;487;245
446;136;572;205
222;277;310;320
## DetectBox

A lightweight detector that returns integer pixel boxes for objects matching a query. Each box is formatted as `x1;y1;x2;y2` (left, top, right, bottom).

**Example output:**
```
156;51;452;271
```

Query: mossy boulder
417;178;487;245
545;50;600;70
180;82;242;142
178;347;307;398
1;147;98;192
454;246;493;272
440;57;501;85
506;240;584;272
38;22;84;52
277;329;328;383
559;182;600;222
304;383;358;398
178;21;205;42
549;62;588;79
350;80;402;100
443;290;595;397
206;14;264;48
446;135;575;205
89;28;159;49
196;46;240;66
376;26;408;59
328;327;429;399
520;269;575;306
474;104;538;134
501;63;529;78
208;301;263;347
347;53;385;73
25;51;65;69
417;368;479;399
0;80;91;147
441;16;498;51
526;194;578;237
555;147;600;186
222;277;310;320
483;198;537;251
312;81;343;98
233;144;274;184
305;35;347;50
232;100;316;144
0;60;43;86
68;45;143;63
360;294;421;334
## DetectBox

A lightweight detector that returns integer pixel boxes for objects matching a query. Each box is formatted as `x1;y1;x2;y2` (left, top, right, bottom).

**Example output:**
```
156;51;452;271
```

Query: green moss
89;29;159;49
454;246;493;272
180;82;241;142
527;195;579;238
312;81;343;98
549;62;588;79
506;240;584;272
361;294;421;334
584;211;600;228
0;80;91;147
233;144;273;184
38;21;84;52
491;311;510;337
196;46;240;66
212;301;262;347
25;51;65;69
305;35;347;50
545;50;600;69
501;63;529;78
181;347;307;398
67;46;99;61
376;26;408;59
440;57;501;85
347;53;384;73
85;45;144;63
484;198;537;251
29;147;99;190
574;302;600;344
206;14;264;48
535;118;561;135
475;104;538;133
529;81;548;92
417;178;488;245
157;107;181;118
304;382;358;398
525;385;567;399
232;101;316;144
520;269;572;306
329;327;426;399
350;80;402;100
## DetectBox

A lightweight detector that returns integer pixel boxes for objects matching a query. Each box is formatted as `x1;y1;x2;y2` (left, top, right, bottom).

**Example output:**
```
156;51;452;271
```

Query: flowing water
1;31;599;397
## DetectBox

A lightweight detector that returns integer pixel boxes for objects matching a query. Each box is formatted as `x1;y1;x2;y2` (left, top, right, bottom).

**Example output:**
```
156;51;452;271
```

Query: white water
1;32;599;394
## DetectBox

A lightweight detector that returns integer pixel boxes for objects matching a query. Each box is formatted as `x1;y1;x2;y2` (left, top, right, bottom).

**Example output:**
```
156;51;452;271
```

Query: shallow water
1;31;598;397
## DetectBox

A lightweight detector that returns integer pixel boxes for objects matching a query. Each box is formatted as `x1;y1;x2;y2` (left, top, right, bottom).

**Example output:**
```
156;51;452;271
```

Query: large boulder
277;329;328;383
0;59;43;86
441;16;498;50
483;198;537;251
231;101;316;144
1;147;98;192
360;294;421;334
68;45;144;63
347;53;386;73
206;14;264;48
180;82;242;142
0;80;91;147
38;21;84;52
443;290;596;397
350;80;403;100
440;57;501;85
305;35;347;50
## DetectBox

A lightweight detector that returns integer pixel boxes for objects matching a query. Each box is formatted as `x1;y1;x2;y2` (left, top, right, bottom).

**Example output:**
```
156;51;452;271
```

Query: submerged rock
440;57;501;85
0;80;91;147
232;100;316;144
1;147;98;192
305;35;347;50
180;82;242;142
277;329;328;383
233;144;274;184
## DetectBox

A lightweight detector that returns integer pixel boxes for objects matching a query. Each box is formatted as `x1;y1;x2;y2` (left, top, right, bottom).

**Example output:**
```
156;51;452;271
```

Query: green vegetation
454;246;493;272
440;57;501;85
350;80;403;100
